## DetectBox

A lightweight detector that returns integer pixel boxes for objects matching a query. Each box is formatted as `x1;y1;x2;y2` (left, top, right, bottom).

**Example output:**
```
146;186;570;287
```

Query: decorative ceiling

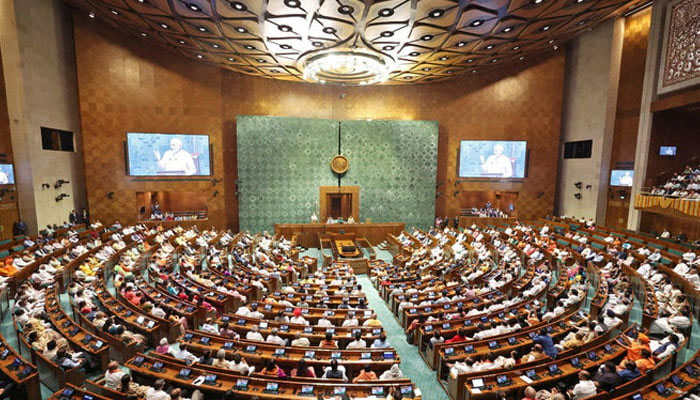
63;0;651;84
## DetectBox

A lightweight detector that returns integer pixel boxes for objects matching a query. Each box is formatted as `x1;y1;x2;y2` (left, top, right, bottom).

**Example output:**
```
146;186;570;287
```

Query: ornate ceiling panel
63;0;651;84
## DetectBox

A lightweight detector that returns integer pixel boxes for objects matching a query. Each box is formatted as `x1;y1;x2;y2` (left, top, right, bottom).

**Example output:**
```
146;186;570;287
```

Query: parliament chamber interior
0;0;699;399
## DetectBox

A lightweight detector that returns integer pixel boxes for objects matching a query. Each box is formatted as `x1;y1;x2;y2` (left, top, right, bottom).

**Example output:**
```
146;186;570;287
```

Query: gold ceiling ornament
63;0;651;84
331;155;350;174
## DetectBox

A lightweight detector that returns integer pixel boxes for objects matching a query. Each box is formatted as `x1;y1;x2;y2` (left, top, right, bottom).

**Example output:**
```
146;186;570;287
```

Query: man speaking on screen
480;144;513;178
153;138;196;175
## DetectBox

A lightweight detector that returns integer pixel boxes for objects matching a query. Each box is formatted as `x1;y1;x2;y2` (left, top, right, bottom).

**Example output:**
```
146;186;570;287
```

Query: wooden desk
0;332;40;400
126;353;420;399
335;240;361;258
275;223;404;248
48;383;110;400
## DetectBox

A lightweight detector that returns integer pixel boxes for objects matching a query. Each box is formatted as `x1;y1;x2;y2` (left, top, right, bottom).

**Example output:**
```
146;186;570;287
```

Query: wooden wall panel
640;211;700;242
0;49;18;240
644;109;700;187
605;9;651;229
72;14;225;229
73;12;567;229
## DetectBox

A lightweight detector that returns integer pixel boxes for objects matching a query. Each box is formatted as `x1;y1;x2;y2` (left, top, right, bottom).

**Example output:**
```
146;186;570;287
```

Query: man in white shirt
146;379;171;400
245;326;264;341
154;138;196;175
104;361;126;389
266;328;286;346
346;333;367;349
291;333;310;347
572;371;597;399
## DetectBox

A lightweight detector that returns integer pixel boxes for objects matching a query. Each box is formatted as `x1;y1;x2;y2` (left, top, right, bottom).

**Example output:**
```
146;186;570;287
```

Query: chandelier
302;51;391;85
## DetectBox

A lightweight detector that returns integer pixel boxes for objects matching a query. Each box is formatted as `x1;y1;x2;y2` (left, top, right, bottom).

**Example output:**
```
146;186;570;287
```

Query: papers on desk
471;378;485;388
520;375;533;384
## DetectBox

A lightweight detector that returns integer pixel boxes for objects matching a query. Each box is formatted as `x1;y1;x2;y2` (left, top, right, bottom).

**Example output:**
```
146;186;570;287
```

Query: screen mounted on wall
458;140;527;178
659;146;676;156
126;133;211;176
0;164;15;185
610;170;634;187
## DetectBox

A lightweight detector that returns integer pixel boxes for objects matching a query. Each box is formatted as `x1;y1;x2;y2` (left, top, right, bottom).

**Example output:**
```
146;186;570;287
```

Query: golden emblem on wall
330;155;349;174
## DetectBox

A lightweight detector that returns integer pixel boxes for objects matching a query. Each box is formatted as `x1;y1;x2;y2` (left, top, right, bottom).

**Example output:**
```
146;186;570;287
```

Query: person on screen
0;169;8;184
153;138;196;175
619;171;633;186
480;144;513;177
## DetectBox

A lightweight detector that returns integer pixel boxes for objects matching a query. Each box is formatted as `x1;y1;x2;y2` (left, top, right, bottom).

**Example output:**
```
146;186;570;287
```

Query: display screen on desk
126;132;211;176
0;164;15;185
458;140;527;178
610;170;634;187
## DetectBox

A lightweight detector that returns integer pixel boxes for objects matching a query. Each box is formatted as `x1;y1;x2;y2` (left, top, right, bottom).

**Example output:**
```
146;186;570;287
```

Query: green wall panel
237;116;438;233
341;120;438;230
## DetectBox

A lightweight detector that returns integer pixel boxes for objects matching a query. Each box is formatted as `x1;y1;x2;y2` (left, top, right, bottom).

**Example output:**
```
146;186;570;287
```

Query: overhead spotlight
421;34;433;41
188;3;201;12
110;9;119;15
574;181;582;189
542;25;551;31
457;41;467;47
485;44;494;49
160;23;169;29
378;8;394;17
574;193;582;200
470;19;484;27
503;27;513;33
88;12;96;18
429;9;444;18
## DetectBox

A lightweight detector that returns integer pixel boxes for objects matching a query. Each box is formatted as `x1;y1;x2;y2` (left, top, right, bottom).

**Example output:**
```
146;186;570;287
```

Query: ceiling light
88;12;95;18
467;58;474;62
407;52;420;57
160;23;169;29
230;1;247;11
457;41;466;47
338;5;354;14
382;45;395;51
196;54;203;59
421;34;433;41
198;26;208;32
533;0;544;4
271;69;279;73
323;27;337;34
491;59;498;63
244;45;255;50
284;0;300;7
379;8;394;17
486;44;494;49
257;59;266;63
429;9;444;18
280;44;292;50
111;9;119;15
236;27;247;33
577;20;587;25
553;45;559;50
513;45;520;50
439;56;448;61
279;25;292;32
188;3;201;12
312;41;323;47
137;0;146;3
447;70;453;74
519;56;525;60
575;0;585;3
227;57;235;61
542;25;550;31
178;40;186;44
380;31;394;37
404;76;411;79
140;32;147;37
472;69;477;73
548;39;554;44
211;43;219;48
471;19;483;27
503;27;513;33
303;51;390;85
